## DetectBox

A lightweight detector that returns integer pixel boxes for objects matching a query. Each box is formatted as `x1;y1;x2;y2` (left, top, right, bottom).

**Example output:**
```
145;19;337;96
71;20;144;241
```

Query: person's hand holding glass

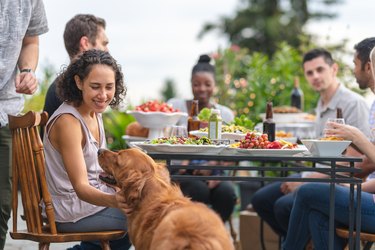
324;118;345;139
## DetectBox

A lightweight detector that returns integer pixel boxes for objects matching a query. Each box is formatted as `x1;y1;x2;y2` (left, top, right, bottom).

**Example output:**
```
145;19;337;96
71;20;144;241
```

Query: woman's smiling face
75;64;116;113
191;71;215;106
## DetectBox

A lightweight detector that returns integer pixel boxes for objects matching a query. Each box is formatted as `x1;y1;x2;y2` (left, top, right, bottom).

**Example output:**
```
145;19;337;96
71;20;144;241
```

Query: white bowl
127;110;188;139
301;139;351;157
127;110;187;129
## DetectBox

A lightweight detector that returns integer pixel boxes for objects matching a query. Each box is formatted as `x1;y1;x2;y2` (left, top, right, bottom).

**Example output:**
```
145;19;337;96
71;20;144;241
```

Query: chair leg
38;242;50;250
363;241;373;250
101;240;111;250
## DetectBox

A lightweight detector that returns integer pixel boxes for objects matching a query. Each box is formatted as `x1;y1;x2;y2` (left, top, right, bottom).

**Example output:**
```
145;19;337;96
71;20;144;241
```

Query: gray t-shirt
0;0;49;127
315;84;371;138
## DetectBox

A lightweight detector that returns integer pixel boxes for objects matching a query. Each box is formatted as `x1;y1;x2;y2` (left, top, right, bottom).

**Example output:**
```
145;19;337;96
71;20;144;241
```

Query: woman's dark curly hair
57;49;126;108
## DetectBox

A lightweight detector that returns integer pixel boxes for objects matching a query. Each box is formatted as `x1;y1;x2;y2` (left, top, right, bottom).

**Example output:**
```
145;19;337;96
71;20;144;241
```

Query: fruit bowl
301;139;351;157
127;110;187;139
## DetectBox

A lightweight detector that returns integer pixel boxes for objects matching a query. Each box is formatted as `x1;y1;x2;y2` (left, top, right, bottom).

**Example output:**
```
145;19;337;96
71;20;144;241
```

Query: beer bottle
187;100;200;133
336;108;343;119
263;102;276;142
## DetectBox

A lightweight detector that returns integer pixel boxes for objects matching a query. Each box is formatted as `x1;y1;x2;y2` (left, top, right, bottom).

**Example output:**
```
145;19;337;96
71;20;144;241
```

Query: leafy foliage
102;110;135;150
213;43;320;121
199;0;344;56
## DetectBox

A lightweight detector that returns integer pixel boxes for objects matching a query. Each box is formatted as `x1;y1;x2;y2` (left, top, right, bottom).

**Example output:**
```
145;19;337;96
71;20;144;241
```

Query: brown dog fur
98;148;234;250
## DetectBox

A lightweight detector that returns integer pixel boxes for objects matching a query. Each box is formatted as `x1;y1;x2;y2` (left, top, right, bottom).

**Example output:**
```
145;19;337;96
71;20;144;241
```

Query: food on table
273;105;301;113
126;121;149;138
198;124;251;134
303;114;316;121
135;100;180;113
149;136;214;145
276;130;293;138
237;132;297;149
320;136;344;141
229;142;241;148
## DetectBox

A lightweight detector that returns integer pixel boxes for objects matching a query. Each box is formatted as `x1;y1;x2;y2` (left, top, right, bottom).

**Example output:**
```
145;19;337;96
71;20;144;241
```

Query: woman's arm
49;114;118;208
362;179;375;193
326;123;375;164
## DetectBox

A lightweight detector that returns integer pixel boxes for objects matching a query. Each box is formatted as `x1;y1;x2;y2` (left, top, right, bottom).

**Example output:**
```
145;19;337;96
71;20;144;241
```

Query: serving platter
233;145;307;156
129;141;226;155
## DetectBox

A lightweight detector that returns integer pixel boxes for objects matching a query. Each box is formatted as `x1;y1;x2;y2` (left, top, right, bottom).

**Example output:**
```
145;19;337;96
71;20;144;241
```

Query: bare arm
15;35;39;94
326;123;375;164
49;114;119;208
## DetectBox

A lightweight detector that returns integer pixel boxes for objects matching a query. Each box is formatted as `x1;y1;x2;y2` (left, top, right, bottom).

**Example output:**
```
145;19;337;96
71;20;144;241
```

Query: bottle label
208;120;222;139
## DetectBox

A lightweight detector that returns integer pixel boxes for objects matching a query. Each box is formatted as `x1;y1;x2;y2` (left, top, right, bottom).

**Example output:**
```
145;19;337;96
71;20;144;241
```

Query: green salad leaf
198;108;211;122
231;114;256;130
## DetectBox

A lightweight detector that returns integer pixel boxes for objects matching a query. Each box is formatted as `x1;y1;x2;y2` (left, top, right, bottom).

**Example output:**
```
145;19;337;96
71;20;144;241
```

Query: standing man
251;47;372;239
43;14;109;118
0;0;48;248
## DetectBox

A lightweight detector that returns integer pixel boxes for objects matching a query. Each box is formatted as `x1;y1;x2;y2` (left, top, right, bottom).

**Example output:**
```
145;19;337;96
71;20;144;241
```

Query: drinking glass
170;125;188;138
324;118;345;137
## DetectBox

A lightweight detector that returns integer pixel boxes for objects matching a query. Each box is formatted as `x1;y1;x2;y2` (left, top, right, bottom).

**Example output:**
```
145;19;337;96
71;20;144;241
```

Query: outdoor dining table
146;151;363;250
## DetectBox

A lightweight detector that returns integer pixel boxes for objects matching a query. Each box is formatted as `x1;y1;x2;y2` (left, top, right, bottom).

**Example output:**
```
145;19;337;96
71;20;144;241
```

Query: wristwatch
20;68;33;73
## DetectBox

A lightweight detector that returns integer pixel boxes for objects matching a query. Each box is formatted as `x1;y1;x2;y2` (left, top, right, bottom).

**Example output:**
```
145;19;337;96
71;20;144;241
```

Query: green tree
160;78;177;101
199;0;344;56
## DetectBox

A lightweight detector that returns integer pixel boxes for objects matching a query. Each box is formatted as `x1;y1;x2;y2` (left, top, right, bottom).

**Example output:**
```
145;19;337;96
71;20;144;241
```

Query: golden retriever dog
98;148;234;250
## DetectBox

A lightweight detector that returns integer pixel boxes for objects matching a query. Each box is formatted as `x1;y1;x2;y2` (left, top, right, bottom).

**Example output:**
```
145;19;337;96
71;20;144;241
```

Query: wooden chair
336;228;375;250
8;111;126;250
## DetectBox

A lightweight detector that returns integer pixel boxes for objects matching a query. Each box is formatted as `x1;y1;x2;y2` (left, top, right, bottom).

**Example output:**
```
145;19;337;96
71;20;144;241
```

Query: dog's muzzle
98;148;106;156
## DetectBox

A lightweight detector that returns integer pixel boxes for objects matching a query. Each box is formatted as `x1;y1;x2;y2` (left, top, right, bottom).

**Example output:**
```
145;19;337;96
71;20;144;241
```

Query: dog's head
98;148;170;208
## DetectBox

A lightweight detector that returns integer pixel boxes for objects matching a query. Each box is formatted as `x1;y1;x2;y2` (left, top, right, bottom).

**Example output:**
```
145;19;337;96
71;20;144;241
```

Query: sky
38;0;374;107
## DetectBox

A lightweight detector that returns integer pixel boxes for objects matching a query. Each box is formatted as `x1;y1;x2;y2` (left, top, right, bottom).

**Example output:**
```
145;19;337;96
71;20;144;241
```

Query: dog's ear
119;169;147;208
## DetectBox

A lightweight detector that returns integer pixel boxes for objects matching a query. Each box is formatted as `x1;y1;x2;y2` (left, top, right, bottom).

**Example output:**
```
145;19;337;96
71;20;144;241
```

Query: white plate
234;145;307;156
130;142;226;155
301;139;351;157
189;130;246;141
122;135;148;146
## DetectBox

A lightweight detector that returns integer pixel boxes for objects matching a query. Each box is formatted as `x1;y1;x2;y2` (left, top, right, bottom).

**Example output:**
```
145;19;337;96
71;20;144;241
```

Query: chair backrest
8;111;57;235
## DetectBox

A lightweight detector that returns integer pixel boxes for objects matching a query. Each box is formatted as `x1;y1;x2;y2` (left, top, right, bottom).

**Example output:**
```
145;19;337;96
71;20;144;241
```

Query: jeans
179;180;237;221
251;174;300;237
283;183;375;250
57;207;131;250
0;126;12;250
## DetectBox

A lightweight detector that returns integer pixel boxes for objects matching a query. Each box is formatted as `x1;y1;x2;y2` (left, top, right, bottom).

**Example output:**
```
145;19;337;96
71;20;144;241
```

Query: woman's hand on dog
115;191;133;216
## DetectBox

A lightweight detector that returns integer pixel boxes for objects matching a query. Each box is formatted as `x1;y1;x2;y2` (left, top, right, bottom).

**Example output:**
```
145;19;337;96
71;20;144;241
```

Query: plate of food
130;142;226;154
129;136;227;154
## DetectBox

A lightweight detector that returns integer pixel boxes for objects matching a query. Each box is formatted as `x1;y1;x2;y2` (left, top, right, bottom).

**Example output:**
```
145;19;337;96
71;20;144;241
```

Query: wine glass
170;125;188;138
324;118;345;138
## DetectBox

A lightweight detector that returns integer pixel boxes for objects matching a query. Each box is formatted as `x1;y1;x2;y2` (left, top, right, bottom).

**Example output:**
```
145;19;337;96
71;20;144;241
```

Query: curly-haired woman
43;49;131;250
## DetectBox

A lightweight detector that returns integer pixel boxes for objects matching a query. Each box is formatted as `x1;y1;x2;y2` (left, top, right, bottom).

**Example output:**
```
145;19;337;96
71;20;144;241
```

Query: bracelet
20;68;33;73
